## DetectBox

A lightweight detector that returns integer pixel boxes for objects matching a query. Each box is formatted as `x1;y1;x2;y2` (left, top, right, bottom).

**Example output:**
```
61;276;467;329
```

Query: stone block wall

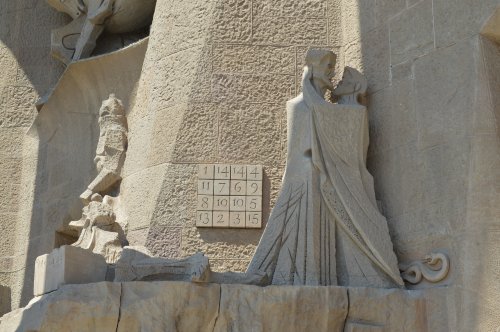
340;0;500;330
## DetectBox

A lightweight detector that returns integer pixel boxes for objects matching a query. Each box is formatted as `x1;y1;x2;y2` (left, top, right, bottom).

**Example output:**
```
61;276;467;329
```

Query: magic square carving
196;164;263;229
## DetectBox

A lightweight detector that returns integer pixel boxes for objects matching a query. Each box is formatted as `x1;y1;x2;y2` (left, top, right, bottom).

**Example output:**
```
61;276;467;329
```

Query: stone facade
0;0;499;330
0;281;451;332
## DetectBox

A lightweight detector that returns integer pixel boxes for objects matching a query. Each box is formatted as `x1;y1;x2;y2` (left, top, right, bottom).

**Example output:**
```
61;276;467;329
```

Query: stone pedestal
1;281;451;332
33;246;107;296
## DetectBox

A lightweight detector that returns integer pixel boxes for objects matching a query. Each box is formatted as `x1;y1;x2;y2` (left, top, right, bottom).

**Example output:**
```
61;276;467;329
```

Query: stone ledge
0;281;450;332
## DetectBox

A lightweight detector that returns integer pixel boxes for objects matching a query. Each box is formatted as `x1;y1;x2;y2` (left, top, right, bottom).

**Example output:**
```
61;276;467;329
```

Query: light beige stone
115;247;211;282
248;50;403;287
213;45;295;75
389;0;434;65
214;180;230;195
197;211;213;228
144;226;183;258
414;38;476;149
2;281;459;332
213;196;230;211
33;245;107;296
0;285;10;317
2;0;500;327
0;282;120;332
117;282;220;332
346;287;451;331
213;211;230;228
80;94;127;203
252;17;328;45
47;0;156;63
344;25;391;93
433;0;499;48
229;211;245;228
68;198;125;263
214;284;348;332
253;0;327;17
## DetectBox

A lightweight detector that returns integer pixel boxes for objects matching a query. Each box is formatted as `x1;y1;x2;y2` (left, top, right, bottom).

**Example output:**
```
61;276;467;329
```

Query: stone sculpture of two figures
114;49;406;287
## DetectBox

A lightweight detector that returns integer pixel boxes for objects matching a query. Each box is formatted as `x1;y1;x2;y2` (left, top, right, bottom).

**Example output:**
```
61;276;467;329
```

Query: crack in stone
211;284;223;332
115;282;123;332
342;288;350;332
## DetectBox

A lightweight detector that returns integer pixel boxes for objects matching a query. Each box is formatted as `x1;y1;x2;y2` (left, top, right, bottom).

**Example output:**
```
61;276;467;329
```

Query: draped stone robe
247;76;404;288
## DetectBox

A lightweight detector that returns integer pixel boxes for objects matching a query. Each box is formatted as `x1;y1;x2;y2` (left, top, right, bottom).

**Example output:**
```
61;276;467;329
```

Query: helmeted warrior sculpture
69;94;128;263
247;49;404;287
46;0;156;63
80;94;127;203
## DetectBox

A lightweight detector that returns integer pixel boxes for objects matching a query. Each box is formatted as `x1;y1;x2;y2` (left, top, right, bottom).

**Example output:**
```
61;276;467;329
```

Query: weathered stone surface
215;285;348;331
213;45;295;75
117;282;220;332
389;0;434;65
115;247;210;282
149;164;197;228
1;282;458;332
145;226;183;258
0;282;120;332
46;0;156;63
433;0;499;48
346;287;451;331
344;25;391;93
2;0;500;326
368;78;417;155
218;104;282;167
212;74;295;104
249;52;402;287
414;38;476;149
252;17;328;45
0;86;37;128
181;225;260;260
0;214;17;257
0;285;10;317
253;0;327;17
33;246;107;296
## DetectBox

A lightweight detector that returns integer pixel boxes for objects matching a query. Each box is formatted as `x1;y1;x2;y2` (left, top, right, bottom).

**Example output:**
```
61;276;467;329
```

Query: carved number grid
197;164;263;229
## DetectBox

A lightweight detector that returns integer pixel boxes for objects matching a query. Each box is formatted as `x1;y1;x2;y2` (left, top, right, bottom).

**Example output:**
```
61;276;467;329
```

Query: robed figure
247;50;404;288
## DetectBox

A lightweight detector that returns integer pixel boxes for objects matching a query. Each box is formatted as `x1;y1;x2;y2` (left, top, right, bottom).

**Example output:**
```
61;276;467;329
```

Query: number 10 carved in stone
196;164;263;229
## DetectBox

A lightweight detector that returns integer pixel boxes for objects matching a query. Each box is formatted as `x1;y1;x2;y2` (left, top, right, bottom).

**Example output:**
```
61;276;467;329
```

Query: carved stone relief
46;0;156;63
70;94;128;263
80;94;127;203
197;164;263;229
247;50;404;287
399;252;450;284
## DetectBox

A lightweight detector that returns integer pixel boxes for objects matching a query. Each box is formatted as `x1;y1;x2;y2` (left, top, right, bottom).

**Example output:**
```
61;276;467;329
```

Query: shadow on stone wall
351;1;500;330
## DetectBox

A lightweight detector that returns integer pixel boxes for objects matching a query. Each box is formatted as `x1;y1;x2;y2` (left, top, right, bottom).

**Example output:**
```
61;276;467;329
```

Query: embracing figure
247;49;404;288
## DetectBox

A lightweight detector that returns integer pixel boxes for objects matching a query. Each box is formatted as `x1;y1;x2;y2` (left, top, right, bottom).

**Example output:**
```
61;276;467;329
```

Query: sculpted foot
191;253;211;283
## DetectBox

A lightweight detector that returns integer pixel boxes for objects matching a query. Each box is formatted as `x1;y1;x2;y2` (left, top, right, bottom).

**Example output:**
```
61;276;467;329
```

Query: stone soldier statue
69;94;128;263
247;49;404;288
47;0;156;63
80;94;127;203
